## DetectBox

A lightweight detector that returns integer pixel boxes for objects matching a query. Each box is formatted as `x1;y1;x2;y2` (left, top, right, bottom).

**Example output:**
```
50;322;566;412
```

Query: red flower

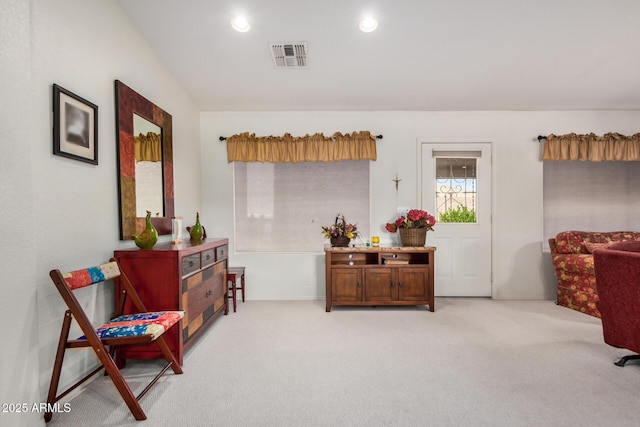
385;223;397;233
407;209;424;221
385;209;436;233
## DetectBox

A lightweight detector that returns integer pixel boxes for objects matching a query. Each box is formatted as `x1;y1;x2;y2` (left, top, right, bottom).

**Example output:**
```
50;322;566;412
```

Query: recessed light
231;16;250;32
359;16;378;33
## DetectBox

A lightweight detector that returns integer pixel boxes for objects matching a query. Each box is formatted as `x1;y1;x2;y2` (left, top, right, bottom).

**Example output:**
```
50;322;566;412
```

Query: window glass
435;157;477;223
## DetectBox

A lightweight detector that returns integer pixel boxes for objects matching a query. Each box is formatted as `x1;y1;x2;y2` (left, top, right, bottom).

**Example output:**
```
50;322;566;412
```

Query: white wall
201;111;640;301
1;2;201;426
0;1;40;427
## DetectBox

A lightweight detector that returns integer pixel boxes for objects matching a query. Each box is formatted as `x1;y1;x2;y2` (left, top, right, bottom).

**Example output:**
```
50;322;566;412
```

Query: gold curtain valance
542;132;640;161
226;131;377;163
134;132;162;162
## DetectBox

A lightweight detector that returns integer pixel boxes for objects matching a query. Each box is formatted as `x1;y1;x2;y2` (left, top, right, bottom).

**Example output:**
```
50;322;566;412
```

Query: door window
435;157;477;223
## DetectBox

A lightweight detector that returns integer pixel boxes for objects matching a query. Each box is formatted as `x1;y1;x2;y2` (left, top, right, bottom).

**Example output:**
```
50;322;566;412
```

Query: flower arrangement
321;214;359;240
385;209;436;233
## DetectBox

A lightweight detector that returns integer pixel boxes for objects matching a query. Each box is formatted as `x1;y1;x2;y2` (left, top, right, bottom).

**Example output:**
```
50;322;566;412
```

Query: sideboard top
115;238;228;253
324;245;435;253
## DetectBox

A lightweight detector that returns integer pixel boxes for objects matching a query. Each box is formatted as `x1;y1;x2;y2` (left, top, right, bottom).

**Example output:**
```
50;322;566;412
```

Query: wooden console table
325;246;435;312
114;238;228;365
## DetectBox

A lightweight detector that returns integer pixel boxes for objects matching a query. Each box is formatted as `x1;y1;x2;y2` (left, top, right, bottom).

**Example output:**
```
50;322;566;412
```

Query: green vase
132;210;158;250
190;212;204;242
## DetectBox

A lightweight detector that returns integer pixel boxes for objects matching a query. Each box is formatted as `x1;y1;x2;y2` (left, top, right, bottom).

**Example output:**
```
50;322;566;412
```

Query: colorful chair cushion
63;262;121;290
79;311;184;341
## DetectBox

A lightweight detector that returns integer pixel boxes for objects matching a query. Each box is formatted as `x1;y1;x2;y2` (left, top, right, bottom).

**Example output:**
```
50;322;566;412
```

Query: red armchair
593;240;640;366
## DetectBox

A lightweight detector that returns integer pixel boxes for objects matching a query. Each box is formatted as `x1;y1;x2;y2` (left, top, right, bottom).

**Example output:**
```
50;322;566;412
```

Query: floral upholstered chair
549;231;640;317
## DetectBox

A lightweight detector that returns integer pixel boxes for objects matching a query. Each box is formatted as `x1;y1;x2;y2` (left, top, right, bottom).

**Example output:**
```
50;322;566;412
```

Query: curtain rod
537;135;547;141
219;134;383;141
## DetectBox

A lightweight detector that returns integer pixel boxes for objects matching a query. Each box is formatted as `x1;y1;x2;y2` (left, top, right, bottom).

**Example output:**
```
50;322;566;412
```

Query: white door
421;143;492;297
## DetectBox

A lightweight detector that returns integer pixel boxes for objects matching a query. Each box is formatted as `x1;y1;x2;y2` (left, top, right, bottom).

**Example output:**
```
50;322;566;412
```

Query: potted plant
385;209;436;246
321;214;359;247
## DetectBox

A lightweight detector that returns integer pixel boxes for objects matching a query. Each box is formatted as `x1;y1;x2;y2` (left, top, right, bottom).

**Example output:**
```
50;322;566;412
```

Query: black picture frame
53;84;98;165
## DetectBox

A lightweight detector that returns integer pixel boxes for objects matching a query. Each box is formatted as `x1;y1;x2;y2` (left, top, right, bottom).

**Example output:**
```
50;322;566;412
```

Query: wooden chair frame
45;260;183;422
227;267;245;313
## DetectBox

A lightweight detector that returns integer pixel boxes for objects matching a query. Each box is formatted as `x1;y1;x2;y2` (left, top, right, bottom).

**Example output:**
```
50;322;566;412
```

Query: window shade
234;160;370;252
543;161;640;249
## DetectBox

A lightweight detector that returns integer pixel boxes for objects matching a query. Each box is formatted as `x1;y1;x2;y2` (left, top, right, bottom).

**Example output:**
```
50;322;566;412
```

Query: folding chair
45;260;184;422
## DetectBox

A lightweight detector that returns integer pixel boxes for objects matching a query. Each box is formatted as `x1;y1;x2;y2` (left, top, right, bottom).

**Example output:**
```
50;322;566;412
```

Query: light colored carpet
47;299;640;426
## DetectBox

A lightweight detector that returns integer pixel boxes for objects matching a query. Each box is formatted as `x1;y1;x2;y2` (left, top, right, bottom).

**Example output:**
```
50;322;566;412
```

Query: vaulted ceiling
118;0;640;111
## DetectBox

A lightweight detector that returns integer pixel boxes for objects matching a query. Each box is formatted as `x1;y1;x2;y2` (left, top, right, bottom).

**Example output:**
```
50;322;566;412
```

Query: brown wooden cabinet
114;239;228;365
325;246;435;312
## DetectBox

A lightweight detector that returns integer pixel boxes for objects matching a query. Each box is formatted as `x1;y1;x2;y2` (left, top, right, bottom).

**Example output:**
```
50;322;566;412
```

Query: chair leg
110;345;126;370
134;336;183;402
95;347;147;420
45;312;73;422
241;273;245;302
614;354;640;367
232;283;237;312
228;273;237;312
156;335;183;375
227;281;237;313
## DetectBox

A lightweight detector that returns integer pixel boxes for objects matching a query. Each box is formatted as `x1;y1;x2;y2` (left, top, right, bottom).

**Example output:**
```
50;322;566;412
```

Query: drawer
202;249;215;267
216;244;228;261
182;253;200;276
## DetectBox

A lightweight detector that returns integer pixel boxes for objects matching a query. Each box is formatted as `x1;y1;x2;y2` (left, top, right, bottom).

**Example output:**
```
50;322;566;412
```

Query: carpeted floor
47;299;640;426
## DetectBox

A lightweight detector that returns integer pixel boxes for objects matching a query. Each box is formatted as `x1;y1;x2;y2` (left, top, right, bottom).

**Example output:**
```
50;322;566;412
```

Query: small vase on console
189;212;204;242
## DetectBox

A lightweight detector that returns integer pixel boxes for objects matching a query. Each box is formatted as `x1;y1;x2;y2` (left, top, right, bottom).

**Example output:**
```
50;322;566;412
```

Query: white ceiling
118;0;640;112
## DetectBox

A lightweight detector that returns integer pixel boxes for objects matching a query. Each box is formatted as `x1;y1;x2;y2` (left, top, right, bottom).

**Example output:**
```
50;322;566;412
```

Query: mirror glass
133;114;164;217
115;80;174;240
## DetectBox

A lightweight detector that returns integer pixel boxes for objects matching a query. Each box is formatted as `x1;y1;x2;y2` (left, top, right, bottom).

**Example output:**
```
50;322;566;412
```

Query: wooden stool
227;267;245;313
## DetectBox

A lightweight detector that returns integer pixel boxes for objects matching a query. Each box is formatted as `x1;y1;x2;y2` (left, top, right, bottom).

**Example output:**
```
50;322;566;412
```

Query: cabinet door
211;260;227;313
182;266;216;342
398;267;429;301
332;268;362;303
365;268;397;302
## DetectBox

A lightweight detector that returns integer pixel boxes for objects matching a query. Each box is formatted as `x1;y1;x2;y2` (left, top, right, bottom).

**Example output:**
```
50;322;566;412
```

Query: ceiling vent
269;42;308;69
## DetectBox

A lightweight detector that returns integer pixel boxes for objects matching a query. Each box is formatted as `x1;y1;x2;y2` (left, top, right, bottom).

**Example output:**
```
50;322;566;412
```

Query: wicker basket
330;236;351;247
399;228;427;247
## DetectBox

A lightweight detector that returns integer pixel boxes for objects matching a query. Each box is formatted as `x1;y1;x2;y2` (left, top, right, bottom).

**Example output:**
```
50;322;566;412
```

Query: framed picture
53;84;98;165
